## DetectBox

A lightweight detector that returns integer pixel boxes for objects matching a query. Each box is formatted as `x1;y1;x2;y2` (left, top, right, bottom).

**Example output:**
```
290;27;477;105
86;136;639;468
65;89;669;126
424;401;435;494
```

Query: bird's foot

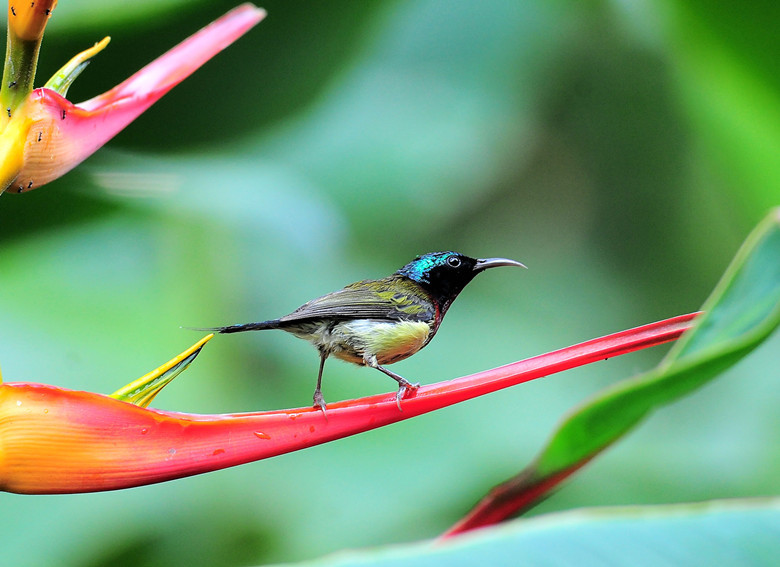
395;382;420;411
313;390;328;416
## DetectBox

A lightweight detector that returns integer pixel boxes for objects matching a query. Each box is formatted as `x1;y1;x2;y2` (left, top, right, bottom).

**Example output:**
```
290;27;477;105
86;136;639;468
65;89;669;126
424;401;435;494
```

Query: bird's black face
396;251;525;313
397;251;478;291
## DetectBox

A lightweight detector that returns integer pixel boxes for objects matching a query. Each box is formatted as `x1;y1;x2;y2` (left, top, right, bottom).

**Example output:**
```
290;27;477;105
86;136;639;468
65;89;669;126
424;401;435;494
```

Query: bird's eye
446;256;461;268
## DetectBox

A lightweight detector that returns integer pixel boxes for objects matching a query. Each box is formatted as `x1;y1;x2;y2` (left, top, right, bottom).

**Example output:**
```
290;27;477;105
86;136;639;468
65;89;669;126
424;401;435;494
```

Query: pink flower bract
0;3;265;194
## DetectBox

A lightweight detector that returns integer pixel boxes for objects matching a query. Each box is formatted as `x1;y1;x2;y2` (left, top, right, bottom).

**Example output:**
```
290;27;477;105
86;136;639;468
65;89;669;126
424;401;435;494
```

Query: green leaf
537;209;780;476
263;499;780;567
669;208;780;362
447;209;780;534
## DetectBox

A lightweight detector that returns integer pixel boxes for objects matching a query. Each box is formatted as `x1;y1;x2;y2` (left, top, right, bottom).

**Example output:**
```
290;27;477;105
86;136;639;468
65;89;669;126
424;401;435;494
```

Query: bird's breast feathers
337;319;432;364
294;319;432;365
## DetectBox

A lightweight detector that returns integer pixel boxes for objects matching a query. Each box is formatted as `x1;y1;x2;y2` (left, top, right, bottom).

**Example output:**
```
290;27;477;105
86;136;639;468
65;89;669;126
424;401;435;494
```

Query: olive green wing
278;279;435;323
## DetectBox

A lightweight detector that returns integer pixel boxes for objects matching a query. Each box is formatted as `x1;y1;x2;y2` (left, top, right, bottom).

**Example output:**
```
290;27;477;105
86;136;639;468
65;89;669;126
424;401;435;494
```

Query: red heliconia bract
0;313;697;494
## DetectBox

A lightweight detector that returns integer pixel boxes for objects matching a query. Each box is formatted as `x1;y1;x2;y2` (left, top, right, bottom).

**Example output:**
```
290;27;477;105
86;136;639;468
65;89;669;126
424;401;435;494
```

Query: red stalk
442;460;593;538
0;312;698;494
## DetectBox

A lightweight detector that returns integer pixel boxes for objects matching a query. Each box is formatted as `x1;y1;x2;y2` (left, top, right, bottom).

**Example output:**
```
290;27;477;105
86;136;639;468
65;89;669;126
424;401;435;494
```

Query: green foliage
46;0;202;30
537;210;780;477
269;499;780;567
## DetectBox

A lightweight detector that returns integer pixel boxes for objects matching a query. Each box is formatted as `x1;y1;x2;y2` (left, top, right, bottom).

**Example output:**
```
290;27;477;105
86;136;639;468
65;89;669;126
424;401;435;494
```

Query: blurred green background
0;0;777;565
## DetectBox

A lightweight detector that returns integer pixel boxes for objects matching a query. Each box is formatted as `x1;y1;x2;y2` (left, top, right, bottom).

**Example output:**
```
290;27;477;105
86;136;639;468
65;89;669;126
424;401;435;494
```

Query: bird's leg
365;355;420;411
313;350;328;415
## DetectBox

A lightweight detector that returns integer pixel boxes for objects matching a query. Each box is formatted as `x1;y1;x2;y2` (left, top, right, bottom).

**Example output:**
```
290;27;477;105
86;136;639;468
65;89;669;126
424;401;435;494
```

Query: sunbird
196;251;525;411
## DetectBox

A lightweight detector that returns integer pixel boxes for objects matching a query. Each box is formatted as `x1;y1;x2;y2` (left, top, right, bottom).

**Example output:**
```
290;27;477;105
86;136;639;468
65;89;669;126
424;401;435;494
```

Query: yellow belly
329;319;431;365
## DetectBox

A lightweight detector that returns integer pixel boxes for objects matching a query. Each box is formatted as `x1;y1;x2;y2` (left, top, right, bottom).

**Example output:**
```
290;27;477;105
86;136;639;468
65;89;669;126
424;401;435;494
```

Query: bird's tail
185;320;281;334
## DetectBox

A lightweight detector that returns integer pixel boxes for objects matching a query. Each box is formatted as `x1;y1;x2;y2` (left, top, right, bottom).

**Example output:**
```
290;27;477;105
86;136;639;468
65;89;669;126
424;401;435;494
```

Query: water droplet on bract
254;431;271;440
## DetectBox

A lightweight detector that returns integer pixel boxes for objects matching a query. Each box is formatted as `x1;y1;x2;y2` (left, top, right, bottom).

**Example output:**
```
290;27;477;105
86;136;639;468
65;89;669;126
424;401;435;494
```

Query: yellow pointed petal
110;335;213;407
44;37;111;97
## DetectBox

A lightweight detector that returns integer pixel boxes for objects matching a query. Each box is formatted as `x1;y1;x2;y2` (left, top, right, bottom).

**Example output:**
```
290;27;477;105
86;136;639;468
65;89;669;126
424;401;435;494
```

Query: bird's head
396;251;526;314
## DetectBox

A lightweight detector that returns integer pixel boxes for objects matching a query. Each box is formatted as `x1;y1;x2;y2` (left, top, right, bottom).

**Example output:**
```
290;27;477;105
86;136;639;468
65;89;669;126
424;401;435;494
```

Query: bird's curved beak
474;257;527;271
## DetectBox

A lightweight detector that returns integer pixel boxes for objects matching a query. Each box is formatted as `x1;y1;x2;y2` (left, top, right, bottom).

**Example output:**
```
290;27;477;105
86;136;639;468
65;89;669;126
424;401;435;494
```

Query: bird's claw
395;382;420;411
313;391;327;416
